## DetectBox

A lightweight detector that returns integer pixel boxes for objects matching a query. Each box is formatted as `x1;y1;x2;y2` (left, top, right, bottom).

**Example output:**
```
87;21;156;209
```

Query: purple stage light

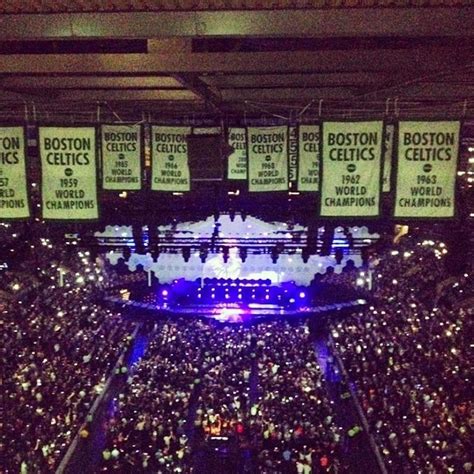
299;292;306;298
162;289;169;297
289;298;295;303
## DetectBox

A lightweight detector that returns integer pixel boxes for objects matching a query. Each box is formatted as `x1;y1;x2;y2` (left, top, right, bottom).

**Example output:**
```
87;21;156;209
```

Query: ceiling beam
21;89;201;102
172;73;221;111
0;8;472;40
0;76;183;89
221;88;355;101
0;48;469;76
357;64;474;99
201;72;389;88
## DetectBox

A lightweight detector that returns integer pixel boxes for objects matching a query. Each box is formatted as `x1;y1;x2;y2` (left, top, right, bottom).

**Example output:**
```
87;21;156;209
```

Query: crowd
1;241;134;473
250;321;342;473
100;319;205;472
2;224;472;474
332;237;473;473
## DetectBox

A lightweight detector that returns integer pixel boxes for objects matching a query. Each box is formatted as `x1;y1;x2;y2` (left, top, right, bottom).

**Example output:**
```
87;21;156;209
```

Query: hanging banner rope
297;124;320;192
151;126;191;192
382;124;394;193
394;121;460;219
320;121;383;217
0;126;29;220
39;126;98;221
247;125;288;192
101;124;142;191
227;127;247;180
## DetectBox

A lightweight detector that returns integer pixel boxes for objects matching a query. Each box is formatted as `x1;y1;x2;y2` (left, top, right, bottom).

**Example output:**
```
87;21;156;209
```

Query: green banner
227;127;247;180
320;121;383;217
39;126;98;220
297;124;320;192
289;126;298;182
394;121;459;218
151;126;191;191
382;124;394;193
0;127;29;219
248;126;288;192
101;124;142;190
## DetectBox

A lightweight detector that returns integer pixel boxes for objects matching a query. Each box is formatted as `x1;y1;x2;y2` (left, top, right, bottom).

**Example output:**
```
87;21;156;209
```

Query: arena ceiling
0;3;472;121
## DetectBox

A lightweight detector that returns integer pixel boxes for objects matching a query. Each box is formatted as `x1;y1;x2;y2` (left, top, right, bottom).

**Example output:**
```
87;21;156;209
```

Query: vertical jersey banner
227;128;247;180
382;124;394;193
101;124;142;190
39;127;98;220
297;124;320;192
288;126;298;182
151;126;191;192
248;126;288;192
394;121;460;218
320;121;383;217
0;127;29;219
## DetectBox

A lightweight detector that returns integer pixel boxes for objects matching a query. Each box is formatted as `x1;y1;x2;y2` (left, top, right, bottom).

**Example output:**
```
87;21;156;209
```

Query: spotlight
122;246;131;261
132;224;145;254
299;292;306;298
239;247;247;263
182;247;191;262
162;289;169;297
199;244;209;263
222;246;229;264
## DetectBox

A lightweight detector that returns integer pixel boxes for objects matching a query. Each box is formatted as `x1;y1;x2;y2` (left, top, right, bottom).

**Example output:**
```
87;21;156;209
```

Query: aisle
313;333;382;474
65;323;152;473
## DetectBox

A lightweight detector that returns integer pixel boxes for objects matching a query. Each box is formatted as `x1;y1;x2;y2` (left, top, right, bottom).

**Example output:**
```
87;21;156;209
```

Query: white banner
227;127;247;180
320;121;383;217
289;126;298;182
0;127;29;219
101;124;142;190
151;126;191;192
39;127;98;220
382;124;394;193
248;126;288;192
297;124;320;192
394;121;459;218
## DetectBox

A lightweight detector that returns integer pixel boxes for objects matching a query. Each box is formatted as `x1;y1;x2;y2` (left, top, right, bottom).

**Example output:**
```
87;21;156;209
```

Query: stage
103;295;367;323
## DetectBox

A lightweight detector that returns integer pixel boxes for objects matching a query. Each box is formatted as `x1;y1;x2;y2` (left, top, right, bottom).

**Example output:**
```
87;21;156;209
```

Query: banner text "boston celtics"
151;126;191;192
102;125;142;190
0;127;30;219
40;127;98;220
394;121;459;218
248;126;288;192
320;121;383;217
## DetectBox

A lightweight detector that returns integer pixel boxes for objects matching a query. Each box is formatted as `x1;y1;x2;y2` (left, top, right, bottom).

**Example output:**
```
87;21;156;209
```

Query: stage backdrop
96;215;379;285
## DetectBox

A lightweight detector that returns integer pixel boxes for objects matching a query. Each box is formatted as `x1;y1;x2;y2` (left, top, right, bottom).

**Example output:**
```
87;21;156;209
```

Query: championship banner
248;125;288;192
382;124;394;193
297;124;320;192
289;126;298;182
227;127;247;180
101;124;142;190
151;126;191;192
394;121;460;218
39;127;98;220
0;127;29;219
320;121;383;217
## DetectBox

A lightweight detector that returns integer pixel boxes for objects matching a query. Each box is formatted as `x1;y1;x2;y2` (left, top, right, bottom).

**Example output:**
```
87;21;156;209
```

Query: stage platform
103;296;367;323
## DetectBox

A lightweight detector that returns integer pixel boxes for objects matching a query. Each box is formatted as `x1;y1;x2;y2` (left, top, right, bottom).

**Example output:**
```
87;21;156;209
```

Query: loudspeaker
187;134;226;181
